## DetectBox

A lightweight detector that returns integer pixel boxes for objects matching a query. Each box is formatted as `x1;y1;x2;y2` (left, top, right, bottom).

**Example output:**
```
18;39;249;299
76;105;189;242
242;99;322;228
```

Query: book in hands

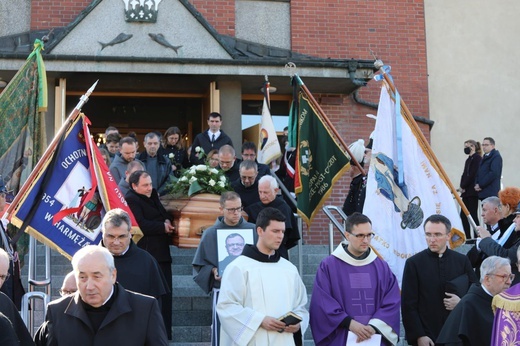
278;311;303;326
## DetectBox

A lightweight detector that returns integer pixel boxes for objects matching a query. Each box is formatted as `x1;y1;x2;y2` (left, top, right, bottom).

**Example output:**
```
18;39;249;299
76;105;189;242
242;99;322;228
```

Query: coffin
161;193;221;248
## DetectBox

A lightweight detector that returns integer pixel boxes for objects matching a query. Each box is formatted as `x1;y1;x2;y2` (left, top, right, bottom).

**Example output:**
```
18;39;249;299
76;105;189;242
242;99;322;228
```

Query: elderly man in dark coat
244;175;300;259
34;246;168;346
125;170;174;339
436;256;512;346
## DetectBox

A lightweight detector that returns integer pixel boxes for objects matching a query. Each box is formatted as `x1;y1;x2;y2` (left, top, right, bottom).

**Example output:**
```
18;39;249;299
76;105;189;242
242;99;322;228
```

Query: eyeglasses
226;242;245;248
489;273;515;281
224;206;243;213
425;233;447;239
104;234;130;242
219;160;234;165
349;232;375;240
0;273;10;281
59;289;76;296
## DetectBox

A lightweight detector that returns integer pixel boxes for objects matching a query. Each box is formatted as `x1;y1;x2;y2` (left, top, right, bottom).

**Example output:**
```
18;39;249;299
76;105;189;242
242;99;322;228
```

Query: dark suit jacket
436;284;494;346
475;149;502;199
189;130;233;165
125;189;172;263
34;283;167;346
0;292;33;346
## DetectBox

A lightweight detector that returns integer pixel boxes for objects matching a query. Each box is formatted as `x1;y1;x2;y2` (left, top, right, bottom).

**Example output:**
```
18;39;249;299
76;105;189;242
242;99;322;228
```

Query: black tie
211;134;215;147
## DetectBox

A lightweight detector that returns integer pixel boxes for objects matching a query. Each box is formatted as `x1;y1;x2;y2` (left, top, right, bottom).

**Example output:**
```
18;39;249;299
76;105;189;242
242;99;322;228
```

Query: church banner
257;83;281;164
8;113;142;259
0;39;47;202
363;82;463;286
294;86;350;226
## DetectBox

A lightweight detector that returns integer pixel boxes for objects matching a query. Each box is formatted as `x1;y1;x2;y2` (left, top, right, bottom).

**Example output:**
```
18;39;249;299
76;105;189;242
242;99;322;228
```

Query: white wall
424;0;520;189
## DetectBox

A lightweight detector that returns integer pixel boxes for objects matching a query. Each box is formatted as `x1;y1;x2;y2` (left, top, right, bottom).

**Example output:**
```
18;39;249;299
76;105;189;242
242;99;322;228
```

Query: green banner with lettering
0;39;47;199
295;91;350;225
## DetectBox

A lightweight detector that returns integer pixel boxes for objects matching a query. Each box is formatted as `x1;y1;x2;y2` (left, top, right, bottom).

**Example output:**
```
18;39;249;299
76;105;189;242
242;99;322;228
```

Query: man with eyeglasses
99;208;169;334
402;214;477;346
218;145;241;183
218;233;245;275
59;271;77;297
192;191;255;346
0;248;33;345
309;212;400;346
231;160;261;208
437;256;512;346
490;247;520;344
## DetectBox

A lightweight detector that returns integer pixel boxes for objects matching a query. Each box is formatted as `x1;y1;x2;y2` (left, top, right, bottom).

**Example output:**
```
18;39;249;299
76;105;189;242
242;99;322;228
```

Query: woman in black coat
459;139;482;239
163;126;189;177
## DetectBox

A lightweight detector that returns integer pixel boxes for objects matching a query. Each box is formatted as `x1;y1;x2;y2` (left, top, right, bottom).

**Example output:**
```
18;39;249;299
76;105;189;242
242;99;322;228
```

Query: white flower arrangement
169;163;232;197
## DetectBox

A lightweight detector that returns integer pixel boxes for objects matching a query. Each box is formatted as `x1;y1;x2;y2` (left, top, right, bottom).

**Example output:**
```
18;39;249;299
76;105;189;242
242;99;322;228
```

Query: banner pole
296;77;366;175
5;81;99;219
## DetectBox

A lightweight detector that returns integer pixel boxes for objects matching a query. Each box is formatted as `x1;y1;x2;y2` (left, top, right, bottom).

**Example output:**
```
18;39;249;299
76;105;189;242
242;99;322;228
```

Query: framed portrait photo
217;228;254;276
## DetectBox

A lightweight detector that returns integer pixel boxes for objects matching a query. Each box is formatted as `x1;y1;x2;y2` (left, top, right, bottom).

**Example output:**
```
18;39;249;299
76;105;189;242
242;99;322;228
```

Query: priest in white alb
216;207;308;345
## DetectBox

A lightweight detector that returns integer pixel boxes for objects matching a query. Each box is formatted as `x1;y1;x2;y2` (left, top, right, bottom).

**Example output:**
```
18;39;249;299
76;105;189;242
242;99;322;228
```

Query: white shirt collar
208;129;221;138
102;285;115;306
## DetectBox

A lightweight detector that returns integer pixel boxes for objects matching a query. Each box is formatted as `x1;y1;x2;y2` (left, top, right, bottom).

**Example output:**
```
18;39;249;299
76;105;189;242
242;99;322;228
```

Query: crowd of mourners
0;117;519;346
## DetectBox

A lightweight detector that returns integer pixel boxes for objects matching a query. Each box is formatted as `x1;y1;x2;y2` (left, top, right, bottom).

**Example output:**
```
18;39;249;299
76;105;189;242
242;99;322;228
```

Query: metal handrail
21;291;49;328
22;236;52;335
295;213;303;276
322;205;348;254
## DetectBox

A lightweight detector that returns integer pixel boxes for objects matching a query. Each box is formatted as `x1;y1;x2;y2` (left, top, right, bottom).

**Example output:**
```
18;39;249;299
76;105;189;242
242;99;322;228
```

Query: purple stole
491;283;520;344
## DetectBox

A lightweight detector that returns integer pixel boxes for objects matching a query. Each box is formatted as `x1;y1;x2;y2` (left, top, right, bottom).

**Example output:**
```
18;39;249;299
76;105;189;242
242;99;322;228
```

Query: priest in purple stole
491;249;520;345
309;213;400;345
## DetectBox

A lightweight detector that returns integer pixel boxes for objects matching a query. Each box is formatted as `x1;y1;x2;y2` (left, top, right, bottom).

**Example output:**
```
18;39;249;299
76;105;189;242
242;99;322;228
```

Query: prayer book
278;311;302;326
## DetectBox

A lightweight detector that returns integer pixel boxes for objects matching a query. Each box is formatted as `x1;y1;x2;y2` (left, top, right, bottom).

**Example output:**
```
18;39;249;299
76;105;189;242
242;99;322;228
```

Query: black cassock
245;196;300;259
436;284;494;346
106;240;170;299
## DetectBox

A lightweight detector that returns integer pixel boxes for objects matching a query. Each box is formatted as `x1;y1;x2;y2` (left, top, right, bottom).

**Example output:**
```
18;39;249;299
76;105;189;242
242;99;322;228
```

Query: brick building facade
1;0;430;245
